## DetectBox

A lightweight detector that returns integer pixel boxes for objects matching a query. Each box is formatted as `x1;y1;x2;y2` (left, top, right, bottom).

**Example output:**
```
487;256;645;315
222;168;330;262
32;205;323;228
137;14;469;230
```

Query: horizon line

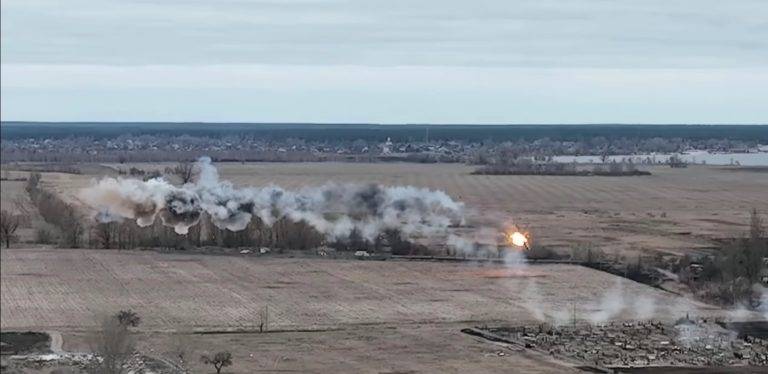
3;121;767;126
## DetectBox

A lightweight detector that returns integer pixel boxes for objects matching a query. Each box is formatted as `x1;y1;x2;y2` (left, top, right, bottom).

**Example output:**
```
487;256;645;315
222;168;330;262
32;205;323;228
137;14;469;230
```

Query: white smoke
522;279;546;322
588;280;626;324
80;157;465;241
632;295;658;320
755;284;768;320
447;227;507;257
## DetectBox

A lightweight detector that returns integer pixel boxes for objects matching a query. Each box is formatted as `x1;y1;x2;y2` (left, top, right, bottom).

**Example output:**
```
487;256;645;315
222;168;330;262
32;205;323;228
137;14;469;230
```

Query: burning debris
80;157;466;243
508;231;529;248
472;319;768;369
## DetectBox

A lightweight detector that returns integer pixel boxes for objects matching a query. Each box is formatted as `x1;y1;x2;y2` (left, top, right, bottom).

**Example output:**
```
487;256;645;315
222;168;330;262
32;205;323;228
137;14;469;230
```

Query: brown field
0;180;26;213
1;248;748;373
61;324;578;373
4;162;767;257
1;249;732;331
0;174;47;243
2;162;766;372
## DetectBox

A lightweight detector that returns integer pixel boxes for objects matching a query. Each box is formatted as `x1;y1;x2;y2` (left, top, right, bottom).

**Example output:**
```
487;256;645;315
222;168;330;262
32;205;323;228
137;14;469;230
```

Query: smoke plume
80;157;465;241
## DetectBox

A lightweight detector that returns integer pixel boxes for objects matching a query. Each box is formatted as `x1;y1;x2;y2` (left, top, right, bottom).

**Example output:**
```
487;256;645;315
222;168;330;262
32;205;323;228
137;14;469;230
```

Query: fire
509;231;528;247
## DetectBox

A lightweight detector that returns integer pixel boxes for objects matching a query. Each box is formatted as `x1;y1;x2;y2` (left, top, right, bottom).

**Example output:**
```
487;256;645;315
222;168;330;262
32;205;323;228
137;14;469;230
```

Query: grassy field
4;162;765;257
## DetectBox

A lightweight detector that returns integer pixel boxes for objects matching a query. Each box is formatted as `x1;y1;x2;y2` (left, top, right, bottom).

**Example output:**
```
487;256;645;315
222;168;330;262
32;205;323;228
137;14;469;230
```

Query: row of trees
3;166;424;253
0;173;85;249
25;173;86;248
472;151;649;176
89;213;422;255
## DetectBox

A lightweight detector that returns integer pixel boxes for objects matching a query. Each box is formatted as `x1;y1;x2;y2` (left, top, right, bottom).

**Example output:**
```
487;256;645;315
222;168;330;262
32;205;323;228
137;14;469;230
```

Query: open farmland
0;172;47;243
7;161;767;257
1;249;736;331
2;248;751;373
0;180;26;213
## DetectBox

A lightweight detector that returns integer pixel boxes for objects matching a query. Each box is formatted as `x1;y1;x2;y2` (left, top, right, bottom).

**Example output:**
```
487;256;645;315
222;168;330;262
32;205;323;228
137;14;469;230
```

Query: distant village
1;133;764;164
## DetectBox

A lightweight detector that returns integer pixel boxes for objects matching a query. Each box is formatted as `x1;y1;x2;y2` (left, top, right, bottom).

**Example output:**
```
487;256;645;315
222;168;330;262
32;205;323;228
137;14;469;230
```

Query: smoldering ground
80;157;466;242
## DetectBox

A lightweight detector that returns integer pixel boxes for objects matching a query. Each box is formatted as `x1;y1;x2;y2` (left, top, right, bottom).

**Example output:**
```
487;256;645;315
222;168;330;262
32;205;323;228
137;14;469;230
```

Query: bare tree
744;209;767;290
172;161;197;184
60;206;85;248
600;149;610;163
0;210;22;248
12;195;32;226
750;208;765;242
25;172;42;194
93;222;117;249
259;305;269;333
90;316;134;374
201;352;232;374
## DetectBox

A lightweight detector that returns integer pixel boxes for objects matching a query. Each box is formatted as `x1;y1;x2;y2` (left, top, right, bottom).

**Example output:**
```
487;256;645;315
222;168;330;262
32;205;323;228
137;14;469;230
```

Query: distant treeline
472;154;652;176
3;122;767;142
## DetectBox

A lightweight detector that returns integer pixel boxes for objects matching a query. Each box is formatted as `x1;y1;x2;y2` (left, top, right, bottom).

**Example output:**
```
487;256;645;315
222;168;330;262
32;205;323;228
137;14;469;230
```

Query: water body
553;152;768;166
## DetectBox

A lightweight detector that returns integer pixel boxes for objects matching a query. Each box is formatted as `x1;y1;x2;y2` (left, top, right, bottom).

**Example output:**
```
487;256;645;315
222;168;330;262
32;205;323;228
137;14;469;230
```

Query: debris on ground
1;352;184;374
477;319;768;368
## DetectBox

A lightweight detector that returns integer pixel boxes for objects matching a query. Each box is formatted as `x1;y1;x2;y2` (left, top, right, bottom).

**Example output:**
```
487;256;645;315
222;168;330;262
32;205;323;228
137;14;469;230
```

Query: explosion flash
509;231;530;250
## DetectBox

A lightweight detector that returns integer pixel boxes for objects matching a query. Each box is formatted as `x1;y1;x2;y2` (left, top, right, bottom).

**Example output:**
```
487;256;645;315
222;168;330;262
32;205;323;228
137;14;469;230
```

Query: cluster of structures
478;319;768;369
1;352;182;374
2;132;762;164
0;135;472;163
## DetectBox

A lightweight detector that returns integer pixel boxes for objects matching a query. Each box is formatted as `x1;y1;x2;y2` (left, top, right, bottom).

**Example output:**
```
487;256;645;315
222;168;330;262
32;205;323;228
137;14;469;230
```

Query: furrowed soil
2;249;751;373
1;249;734;331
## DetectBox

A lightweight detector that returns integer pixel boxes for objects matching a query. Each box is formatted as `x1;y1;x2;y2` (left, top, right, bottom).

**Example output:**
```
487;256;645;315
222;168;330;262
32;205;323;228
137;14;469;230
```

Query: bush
570;244;605;264
525;245;560;260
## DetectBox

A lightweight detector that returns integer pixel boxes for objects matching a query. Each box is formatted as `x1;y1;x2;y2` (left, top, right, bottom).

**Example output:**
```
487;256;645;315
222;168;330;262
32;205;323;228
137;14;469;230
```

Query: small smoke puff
522;279;546;322
549;308;572;327
632;295;657;320
503;249;526;269
588;280;625;324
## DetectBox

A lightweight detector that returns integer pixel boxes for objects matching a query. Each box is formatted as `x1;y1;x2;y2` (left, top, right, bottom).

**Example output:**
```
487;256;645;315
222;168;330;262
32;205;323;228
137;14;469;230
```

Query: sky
1;0;767;123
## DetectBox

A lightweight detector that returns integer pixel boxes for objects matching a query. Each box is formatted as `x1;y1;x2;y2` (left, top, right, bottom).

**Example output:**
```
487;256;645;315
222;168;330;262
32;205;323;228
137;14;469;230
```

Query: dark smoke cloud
80;157;465;241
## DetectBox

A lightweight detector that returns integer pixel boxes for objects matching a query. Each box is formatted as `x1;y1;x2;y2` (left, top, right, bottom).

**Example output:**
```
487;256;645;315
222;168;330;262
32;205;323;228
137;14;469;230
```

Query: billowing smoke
80;157;465;241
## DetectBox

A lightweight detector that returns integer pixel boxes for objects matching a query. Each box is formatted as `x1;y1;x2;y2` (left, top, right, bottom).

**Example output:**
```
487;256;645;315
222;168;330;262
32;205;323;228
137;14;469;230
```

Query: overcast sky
2;0;767;123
